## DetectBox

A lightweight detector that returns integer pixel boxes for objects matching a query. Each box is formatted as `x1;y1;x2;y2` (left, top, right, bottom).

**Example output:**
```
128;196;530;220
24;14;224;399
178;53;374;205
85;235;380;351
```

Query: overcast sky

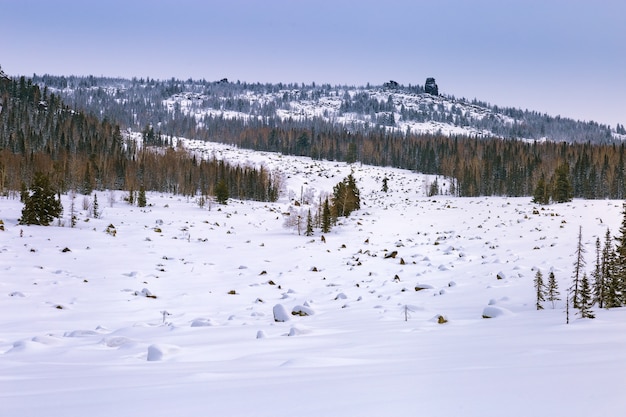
2;0;624;127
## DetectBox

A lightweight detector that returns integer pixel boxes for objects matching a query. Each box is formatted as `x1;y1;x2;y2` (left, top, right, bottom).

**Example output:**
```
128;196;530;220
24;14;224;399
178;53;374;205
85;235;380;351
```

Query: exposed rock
425;77;438;95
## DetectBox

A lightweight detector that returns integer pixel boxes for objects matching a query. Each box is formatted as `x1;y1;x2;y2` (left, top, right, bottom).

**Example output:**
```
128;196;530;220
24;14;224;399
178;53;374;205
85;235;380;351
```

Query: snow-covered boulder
273;304;290;322
482;305;512;319
291;305;315;316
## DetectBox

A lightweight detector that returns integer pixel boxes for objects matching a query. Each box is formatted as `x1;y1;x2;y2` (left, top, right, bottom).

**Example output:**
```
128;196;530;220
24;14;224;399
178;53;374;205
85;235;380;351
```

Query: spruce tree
603;228;620;308
92;193;99;218
532;174;549;205
321;197;332;233
19;172;63;226
613;203;626;305
215;179;229;205
546;271;561;309
553;163;572;203
332;173;360;218
571;226;586;308
534;269;546;310
592;237;604;307
577;273;595;319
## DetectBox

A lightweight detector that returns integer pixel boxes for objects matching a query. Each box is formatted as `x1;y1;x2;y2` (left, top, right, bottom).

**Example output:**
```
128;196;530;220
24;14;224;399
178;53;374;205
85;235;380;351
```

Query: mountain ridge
30;74;626;144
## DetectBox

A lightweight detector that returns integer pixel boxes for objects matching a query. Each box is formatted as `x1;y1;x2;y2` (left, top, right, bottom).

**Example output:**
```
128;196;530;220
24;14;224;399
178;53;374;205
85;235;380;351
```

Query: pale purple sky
2;0;625;127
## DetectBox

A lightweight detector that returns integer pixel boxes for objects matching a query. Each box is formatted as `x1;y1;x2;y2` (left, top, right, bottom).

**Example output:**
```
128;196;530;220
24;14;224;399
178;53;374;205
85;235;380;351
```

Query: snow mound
273;304;290;322
146;344;180;361
291;305;315;316
482;305;513;319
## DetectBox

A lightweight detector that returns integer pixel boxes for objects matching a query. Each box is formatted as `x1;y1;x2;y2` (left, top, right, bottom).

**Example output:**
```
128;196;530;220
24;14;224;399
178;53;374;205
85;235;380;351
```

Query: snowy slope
163;86;508;137
1;142;626;417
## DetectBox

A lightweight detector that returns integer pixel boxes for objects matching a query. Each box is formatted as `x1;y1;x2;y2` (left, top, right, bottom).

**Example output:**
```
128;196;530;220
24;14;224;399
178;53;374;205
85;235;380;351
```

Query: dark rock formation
425;77;438;95
384;80;399;89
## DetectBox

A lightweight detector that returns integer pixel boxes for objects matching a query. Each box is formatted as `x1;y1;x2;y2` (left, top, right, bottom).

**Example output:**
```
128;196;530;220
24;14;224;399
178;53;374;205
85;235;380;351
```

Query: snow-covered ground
2;142;626;417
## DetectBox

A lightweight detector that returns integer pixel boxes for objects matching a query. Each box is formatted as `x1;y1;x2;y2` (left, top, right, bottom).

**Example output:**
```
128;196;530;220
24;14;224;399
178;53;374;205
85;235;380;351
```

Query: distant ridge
30;74;623;144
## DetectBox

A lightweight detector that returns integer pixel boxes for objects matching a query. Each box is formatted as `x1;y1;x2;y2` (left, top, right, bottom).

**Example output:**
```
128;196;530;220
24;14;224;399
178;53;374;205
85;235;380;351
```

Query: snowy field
2;142;626;417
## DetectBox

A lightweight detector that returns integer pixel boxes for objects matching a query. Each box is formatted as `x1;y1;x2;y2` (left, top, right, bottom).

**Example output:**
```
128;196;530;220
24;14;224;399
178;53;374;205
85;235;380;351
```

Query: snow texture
1;139;625;417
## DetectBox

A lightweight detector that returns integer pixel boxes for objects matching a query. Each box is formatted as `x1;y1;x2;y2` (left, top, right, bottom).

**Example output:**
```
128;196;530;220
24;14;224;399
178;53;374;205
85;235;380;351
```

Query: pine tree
92;193;99;218
553;163;572;203
215;179;229;205
546;271;561;309
19;172;63;226
321;197;332;233
577;273;595;319
382;177;389;193
571;226;586;308
592;237;604;307
603;228;621;308
332;173;360;218
532;174;549;205
534;269;546;310
613;202;626;305
305;209;314;236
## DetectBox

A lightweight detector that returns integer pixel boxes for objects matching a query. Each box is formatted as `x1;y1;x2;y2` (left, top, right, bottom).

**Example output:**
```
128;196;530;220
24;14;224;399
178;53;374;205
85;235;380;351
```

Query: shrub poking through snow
105;224;117;236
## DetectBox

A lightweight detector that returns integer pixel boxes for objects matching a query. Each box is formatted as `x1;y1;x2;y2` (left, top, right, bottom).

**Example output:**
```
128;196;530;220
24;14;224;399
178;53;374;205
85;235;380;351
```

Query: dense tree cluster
22;74;626;200
536;206;626;321
35;74;617;144
0;75;279;203
284;174;361;236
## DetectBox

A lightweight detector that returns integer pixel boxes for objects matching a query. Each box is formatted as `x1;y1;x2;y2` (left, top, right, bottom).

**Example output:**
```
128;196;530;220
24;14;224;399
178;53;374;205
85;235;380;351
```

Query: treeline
174;119;626;199
33;74;617;144
0;75;279;202
23;74;626;200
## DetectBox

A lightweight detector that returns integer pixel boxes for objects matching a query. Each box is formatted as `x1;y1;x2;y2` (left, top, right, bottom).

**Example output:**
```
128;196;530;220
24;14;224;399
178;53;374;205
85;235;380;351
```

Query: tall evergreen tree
332;173;360;218
534;269;546;310
546;271;561;309
92;193;99;218
19;172;63;226
553;163;572;203
613;202;626;305
592;236;604;307
532;174;550;205
571;226;586;308
215;179;229;205
603;228;621;308
577;273;595;319
321;197;332;233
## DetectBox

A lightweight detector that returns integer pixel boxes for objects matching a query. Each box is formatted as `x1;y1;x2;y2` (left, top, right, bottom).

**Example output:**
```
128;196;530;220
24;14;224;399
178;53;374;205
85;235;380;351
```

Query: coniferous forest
2;71;626;201
0;75;279;202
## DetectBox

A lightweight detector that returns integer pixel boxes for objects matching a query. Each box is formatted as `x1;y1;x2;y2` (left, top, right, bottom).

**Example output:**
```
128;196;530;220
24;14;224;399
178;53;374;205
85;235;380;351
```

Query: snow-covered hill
34;74;623;143
164;86;507;137
2;143;626;417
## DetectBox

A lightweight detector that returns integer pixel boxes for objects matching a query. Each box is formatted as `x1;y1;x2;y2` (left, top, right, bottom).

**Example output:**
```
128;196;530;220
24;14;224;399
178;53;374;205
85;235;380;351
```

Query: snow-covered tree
571;226;586;308
546;271;561;309
577;273;595;319
534;269;546;310
19;172;63;226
